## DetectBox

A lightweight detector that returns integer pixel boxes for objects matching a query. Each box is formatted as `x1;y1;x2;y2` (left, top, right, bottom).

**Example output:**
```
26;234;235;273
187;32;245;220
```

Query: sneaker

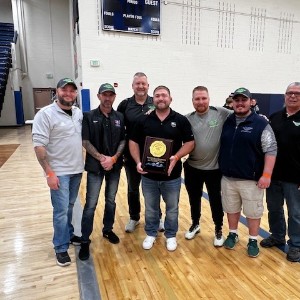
103;231;120;244
56;251;71;267
166;237;177;251
125;219;140;233
158;219;165;232
185;224;200;240
214;230;225;247
70;235;81;246
287;247;300;262
142;235;156;250
260;236;285;248
79;242;90;261
224;232;239;249
247;239;260;258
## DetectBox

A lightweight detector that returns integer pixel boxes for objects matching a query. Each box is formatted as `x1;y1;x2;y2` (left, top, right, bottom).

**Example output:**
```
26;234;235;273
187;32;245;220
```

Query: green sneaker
224;233;239;249
247;239;260;258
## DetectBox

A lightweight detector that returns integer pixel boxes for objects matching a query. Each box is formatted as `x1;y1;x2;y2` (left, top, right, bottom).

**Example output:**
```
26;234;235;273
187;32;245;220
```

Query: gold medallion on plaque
149;141;166;158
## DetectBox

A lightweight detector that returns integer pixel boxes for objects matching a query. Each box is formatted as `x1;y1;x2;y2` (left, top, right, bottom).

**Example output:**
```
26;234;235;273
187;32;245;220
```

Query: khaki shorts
221;176;264;219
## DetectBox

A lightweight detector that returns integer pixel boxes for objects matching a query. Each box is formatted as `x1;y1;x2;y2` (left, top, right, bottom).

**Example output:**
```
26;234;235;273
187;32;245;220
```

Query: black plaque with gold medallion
142;136;173;174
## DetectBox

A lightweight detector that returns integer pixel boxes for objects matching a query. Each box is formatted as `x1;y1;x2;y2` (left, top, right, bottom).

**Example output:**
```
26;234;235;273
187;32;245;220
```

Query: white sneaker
158;219;165;232
185;224;200;240
166;237;177;251
125;219;139;233
142;235;156;250
214;231;225;247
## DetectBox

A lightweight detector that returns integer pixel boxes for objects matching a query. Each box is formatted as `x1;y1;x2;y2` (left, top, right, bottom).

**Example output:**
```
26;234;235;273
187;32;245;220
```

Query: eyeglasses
285;91;300;97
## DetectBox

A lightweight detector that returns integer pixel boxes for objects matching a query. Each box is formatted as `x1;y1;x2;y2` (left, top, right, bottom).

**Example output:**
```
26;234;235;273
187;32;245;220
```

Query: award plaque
142;136;173;174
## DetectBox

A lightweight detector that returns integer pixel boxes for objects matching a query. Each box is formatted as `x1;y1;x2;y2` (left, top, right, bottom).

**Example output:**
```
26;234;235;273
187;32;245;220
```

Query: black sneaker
79;242;90;261
70;235;81;246
260;236;285;248
287;247;300;262
103;231;120;244
56;251;71;267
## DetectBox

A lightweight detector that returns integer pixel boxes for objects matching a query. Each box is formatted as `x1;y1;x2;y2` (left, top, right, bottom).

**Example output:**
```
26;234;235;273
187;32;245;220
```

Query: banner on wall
102;0;160;35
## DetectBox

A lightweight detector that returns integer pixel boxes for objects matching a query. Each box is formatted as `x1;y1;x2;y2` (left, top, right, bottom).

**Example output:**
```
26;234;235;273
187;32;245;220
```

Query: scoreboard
102;0;160;35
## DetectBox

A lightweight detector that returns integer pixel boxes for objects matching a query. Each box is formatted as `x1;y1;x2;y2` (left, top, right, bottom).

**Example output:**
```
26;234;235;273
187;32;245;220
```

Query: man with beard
32;78;84;267
219;87;277;258
117;72;164;233
79;83;125;261
184;86;232;246
129;85;194;251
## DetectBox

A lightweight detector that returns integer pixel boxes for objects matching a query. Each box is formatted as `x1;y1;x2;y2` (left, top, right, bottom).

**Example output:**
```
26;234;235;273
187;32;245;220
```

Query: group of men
32;74;300;267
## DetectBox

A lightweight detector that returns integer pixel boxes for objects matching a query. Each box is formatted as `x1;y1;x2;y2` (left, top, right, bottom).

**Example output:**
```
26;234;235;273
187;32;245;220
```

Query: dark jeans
183;162;224;231
266;180;300;247
81;169;121;242
124;159;141;221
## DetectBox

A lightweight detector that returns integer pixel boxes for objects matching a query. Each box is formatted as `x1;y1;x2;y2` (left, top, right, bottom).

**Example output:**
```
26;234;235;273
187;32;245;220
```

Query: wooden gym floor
0;126;299;300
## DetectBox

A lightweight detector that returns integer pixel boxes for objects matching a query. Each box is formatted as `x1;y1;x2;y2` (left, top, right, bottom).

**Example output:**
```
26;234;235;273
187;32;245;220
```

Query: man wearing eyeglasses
219;87;277;258
260;82;300;262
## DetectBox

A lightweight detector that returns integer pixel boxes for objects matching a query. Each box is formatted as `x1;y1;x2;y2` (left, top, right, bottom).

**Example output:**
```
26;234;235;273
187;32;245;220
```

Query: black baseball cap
57;78;77;89
232;87;251;99
98;83;116;94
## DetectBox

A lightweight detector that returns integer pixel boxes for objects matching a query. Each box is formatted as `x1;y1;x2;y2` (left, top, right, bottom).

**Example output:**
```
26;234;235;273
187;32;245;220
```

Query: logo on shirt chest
114;120;121;127
293;121;300;127
208;120;218;127
171;122;176;128
241;126;253;133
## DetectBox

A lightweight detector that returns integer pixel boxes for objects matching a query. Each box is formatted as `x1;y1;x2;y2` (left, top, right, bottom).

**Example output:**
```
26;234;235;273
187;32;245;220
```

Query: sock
229;229;238;234
249;235;258;240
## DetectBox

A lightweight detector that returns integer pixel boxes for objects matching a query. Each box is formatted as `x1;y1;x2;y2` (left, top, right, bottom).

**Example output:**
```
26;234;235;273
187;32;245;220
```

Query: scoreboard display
102;0;160;35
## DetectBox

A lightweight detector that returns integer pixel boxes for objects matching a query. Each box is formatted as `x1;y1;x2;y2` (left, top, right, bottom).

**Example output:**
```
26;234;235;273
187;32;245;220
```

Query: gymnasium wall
77;0;300;113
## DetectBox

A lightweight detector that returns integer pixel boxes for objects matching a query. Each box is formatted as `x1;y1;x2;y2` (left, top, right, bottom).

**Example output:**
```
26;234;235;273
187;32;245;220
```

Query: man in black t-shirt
260;82;300;263
117;72;162;233
129;85;194;251
79;83;125;261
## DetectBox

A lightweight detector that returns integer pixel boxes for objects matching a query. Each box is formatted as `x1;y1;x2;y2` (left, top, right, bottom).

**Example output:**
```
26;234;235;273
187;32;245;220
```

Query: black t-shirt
130;109;194;181
270;108;300;184
117;95;155;159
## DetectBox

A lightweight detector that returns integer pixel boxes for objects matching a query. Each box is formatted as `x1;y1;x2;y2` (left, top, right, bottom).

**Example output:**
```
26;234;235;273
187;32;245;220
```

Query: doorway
33;88;56;114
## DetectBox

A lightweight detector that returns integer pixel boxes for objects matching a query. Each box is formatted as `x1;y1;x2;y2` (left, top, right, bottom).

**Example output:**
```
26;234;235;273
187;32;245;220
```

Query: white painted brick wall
78;0;300;114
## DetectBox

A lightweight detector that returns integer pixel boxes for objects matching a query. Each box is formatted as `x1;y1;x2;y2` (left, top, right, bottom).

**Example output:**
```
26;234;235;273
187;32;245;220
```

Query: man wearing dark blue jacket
219;87;277;258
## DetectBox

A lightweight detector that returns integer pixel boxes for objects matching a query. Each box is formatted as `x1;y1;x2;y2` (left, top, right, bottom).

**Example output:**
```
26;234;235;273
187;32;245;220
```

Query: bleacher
0;22;15;117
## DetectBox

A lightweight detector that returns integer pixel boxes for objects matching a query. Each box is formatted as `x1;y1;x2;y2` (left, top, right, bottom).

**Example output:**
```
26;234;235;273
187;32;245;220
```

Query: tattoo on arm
82;140;101;160
115;140;126;158
34;146;51;173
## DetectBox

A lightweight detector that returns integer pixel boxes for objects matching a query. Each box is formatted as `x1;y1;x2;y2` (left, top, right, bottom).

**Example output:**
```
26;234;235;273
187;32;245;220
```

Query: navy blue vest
219;112;268;181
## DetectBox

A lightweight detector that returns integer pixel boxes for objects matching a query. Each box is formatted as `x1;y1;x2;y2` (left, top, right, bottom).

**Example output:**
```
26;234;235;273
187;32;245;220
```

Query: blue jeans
81;169;121;242
50;173;82;253
266;180;300;247
141;176;181;238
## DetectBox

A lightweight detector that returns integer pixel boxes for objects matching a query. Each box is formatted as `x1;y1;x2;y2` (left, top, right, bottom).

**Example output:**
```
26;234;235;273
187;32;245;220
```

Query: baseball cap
98;83;116;94
232;87;251;99
57;78;77;89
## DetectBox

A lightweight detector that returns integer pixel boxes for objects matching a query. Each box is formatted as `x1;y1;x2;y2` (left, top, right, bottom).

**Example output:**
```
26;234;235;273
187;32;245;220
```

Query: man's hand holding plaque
141;136;174;175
